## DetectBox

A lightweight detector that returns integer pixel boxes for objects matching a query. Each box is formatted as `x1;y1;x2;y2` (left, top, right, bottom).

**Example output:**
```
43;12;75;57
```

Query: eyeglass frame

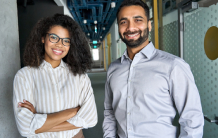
46;33;71;46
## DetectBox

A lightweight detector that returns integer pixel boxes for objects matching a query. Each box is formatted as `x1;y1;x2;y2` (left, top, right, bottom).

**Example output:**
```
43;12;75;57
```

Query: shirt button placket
127;94;132;134
53;69;60;111
127;63;134;136
56;82;61;110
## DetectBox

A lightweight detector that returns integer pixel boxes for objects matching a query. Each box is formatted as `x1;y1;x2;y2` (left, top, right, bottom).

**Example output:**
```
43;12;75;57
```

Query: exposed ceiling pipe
90;0;109;39
83;24;88;33
97;25;100;39
76;0;104;40
92;32;95;40
105;6;115;24
68;1;82;24
76;7;97;21
88;21;94;40
67;0;122;41
68;0;90;32
102;0;111;22
87;25;94;40
84;19;95;24
72;1;97;38
79;0;103;23
102;1;122;40
67;0;86;31
74;9;86;31
99;27;103;39
67;0;78;21
89;4;103;22
88;25;92;32
80;0;87;6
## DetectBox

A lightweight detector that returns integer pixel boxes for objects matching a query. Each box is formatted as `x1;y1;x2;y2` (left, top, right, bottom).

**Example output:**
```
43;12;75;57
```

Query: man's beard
119;27;149;48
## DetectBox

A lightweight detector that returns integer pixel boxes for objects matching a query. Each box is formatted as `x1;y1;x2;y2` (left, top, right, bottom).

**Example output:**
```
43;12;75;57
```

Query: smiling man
102;0;204;138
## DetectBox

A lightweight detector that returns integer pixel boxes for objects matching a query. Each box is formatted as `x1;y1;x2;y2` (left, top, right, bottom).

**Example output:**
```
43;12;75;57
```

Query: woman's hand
18;100;37;114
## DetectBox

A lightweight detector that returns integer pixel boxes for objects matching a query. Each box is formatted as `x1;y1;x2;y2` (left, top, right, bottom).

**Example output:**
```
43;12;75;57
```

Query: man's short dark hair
116;0;150;21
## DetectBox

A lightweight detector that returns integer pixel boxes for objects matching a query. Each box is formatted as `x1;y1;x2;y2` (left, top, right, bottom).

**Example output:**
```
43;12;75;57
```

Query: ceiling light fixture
94;20;97;24
95;25;97;33
83;20;87;24
111;2;116;8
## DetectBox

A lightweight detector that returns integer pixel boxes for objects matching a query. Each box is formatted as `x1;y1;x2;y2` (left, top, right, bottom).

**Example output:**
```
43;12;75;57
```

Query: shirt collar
40;60;67;69
140;41;155;59
121;42;156;63
121;50;129;62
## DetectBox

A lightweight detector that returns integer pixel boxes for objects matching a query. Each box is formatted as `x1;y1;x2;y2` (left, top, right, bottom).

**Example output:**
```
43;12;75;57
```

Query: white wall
54;0;73;18
0;0;22;137
92;47;104;68
163;9;178;26
109;20;119;61
103;19;127;68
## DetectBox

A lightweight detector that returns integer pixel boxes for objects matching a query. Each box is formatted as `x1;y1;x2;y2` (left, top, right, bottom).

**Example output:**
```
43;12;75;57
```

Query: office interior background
0;0;218;137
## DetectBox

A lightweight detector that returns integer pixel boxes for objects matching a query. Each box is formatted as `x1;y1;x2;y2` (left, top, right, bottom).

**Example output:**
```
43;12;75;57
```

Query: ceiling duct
90;42;101;49
67;0;123;42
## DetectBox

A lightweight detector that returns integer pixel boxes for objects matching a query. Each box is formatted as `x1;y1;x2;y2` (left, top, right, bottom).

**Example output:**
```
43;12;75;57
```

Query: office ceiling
67;0;124;43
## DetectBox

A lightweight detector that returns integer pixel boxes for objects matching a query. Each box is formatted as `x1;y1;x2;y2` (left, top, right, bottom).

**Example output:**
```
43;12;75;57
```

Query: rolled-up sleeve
103;65;117;138
169;59;204;138
13;74;47;137
67;74;97;129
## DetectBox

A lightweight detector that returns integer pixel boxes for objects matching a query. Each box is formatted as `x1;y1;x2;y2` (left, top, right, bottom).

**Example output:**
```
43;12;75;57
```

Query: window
92;49;99;61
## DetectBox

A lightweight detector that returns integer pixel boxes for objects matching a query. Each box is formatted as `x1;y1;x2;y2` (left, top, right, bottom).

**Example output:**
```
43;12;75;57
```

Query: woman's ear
42;37;45;43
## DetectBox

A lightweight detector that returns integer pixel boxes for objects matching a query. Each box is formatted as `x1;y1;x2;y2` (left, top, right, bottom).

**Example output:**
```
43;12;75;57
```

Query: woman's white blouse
13;60;97;138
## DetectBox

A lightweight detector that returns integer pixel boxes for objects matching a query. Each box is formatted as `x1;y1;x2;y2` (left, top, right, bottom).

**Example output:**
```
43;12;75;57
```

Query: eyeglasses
46;33;71;46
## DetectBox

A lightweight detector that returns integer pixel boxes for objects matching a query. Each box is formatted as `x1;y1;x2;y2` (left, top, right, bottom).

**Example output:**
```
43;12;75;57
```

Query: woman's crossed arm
19;100;80;134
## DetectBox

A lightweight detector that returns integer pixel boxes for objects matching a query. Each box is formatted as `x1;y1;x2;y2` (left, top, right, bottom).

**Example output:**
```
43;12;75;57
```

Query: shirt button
127;112;131;115
128;96;131;99
128;128;131;131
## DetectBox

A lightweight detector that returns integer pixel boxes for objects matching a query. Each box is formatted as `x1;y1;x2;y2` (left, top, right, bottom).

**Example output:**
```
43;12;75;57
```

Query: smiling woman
13;14;97;138
43;26;71;68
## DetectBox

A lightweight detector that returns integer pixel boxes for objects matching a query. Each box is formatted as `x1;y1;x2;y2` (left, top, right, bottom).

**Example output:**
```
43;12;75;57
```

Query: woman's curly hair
23;14;92;75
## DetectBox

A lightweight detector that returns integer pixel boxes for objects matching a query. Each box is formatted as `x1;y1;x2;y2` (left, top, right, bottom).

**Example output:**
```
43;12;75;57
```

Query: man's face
117;5;151;48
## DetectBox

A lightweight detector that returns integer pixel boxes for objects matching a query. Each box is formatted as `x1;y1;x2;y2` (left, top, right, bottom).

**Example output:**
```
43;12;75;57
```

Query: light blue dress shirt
103;42;204;138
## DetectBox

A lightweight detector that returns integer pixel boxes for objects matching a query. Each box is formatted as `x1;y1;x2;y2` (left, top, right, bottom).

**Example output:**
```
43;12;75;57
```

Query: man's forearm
35;107;79;134
46;121;80;132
